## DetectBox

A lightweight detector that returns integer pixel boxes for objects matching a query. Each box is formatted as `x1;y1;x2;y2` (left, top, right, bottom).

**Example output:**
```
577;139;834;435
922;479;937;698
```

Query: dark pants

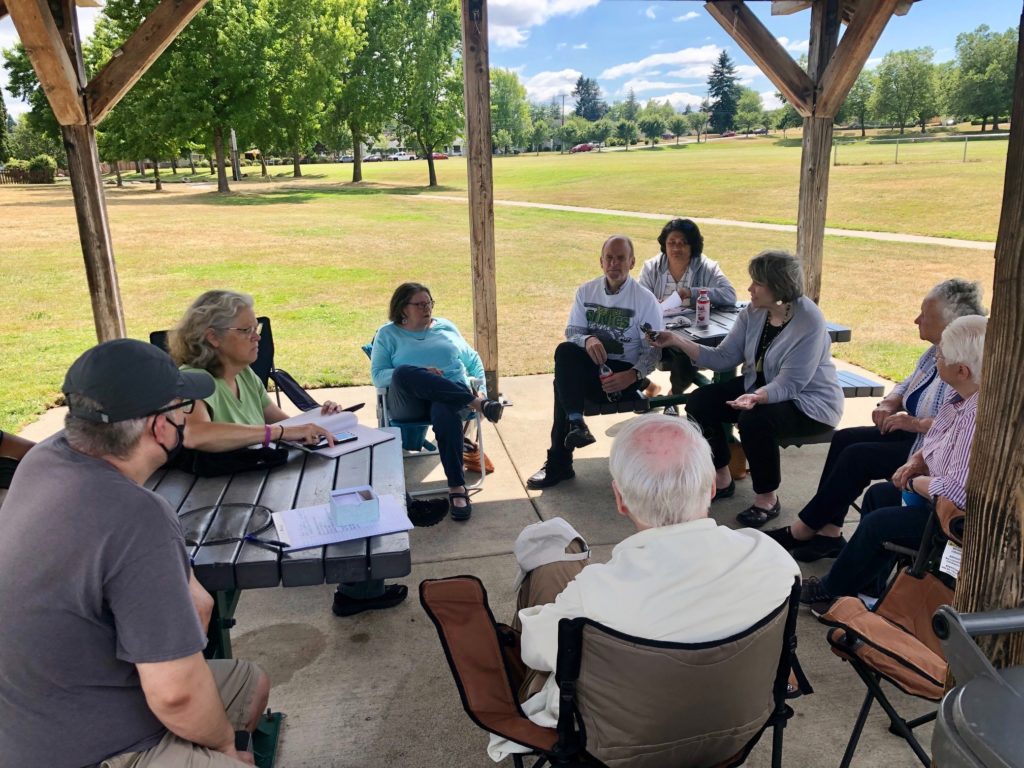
660;348;698;394
797;426;916;531
387;365;474;488
547;342;640;467
685;376;831;494
822;481;927;598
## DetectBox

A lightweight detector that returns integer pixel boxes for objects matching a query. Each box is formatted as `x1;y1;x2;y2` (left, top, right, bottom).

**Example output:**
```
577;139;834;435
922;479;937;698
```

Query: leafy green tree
590;118;613;150
668;115;688;144
871;48;936;134
7;114;66;164
707;51;740;133
947;25;1017;131
572;75;607;121
623;89;640;122
838;71;875;137
615;119;638;149
637;113;665;145
685;102;710;143
396;0;461;185
734;88;764;133
490;69;531;151
529;117;551;154
0;97;10;162
2;44;62;157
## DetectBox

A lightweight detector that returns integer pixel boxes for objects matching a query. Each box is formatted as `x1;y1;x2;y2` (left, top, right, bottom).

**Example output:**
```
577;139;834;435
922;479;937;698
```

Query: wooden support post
460;0;499;395
953;4;1024;669
795;0;840;304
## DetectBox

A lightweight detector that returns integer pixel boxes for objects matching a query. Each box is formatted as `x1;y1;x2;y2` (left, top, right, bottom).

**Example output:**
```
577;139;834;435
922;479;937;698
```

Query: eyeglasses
151;400;196;418
406;300;435;310
223;322;263;337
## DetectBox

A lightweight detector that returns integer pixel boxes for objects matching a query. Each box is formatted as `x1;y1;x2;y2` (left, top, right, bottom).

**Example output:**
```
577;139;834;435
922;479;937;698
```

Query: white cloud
657;91;706;110
645;5;657;20
522;69;583;102
488;0;600;49
572;42;588;50
673;11;700;23
601;44;721;80
760;90;783;110
775;36;809;54
621;78;701;95
865;56;882;69
556;42;567;50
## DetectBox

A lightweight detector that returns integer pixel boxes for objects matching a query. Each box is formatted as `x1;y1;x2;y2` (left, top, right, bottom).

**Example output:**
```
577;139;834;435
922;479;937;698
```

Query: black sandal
449;492;473;521
736;498;781;528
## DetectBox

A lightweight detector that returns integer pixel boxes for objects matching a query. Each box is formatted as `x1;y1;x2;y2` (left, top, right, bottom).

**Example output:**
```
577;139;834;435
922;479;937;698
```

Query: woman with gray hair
765;278;985;561
654;250;843;527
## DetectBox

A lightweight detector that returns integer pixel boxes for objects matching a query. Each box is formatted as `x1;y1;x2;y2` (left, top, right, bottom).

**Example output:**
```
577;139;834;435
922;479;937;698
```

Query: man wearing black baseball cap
0;339;271;767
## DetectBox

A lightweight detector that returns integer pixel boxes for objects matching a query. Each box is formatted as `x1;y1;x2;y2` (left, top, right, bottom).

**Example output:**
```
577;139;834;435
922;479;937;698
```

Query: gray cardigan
637;253;737;308
695;296;844;427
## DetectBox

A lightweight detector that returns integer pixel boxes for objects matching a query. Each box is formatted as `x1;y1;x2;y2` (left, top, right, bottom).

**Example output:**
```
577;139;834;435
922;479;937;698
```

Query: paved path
415;194;994;251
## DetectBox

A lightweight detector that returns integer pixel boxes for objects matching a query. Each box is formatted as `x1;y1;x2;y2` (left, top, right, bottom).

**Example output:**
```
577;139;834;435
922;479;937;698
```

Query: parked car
340;155;354;163
391;152;416;161
752;127;768;135
569;143;594;153
431;152;449;160
364;154;383;163
721;131;736;138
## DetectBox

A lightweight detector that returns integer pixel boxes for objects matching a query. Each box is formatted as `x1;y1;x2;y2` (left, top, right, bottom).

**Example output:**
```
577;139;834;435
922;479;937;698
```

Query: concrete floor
19;363;936;767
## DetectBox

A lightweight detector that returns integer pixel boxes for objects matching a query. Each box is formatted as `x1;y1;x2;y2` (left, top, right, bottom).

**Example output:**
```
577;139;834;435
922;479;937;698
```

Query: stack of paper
271;493;412;551
275;409;394;457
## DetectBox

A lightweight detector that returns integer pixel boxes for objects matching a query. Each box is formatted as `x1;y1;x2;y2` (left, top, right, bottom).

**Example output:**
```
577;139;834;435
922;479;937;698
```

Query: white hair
940;315;987;385
608;415;715;528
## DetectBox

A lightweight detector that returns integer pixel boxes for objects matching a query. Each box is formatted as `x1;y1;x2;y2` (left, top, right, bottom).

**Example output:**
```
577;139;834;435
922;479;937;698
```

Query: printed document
272;493;412;550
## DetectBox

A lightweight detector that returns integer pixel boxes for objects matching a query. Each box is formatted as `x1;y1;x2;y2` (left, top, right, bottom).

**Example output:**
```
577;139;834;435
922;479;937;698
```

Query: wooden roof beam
705;1;814;116
5;0;86;124
86;0;209;125
0;1;9;22
816;0;899;117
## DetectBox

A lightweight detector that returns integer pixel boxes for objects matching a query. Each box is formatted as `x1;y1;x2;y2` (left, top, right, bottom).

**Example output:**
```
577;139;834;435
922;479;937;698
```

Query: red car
431;152;449;160
721;131;737;138
569;143;594;153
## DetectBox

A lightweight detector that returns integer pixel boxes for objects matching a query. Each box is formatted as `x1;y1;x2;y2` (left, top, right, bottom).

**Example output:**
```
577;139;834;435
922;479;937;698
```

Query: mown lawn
1;153;996;431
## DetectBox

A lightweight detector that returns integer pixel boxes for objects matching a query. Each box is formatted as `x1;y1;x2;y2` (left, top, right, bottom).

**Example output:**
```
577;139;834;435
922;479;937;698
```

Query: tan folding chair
818;496;965;768
420;575;808;768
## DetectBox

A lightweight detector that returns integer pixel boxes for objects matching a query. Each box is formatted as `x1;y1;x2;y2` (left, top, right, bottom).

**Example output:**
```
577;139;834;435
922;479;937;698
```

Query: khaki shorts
101;659;263;768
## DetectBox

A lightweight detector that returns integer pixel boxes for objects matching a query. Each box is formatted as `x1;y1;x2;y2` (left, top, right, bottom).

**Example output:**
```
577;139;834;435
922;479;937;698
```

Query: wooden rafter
86;0;210;125
705;0;814;116
0;1;9;22
5;0;86;125
815;0;899;117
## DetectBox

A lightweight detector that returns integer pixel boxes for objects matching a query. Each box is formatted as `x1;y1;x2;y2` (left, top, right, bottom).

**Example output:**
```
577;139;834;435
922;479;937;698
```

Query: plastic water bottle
598;363;621;402
695;288;711;329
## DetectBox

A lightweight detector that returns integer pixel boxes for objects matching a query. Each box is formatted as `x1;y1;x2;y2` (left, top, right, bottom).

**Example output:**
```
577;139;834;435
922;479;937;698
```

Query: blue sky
2;1;1021;117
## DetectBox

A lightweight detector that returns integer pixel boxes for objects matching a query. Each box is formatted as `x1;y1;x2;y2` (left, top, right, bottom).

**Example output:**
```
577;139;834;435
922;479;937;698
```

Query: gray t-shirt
0;434;207;767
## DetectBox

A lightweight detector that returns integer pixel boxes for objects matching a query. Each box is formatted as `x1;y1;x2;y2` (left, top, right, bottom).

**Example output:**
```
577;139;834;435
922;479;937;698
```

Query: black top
754;316;790;389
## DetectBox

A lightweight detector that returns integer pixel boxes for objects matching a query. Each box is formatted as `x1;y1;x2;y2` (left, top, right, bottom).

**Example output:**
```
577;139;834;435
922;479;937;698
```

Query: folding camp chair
818;496;965;768
150;316;320;412
420;575;809;768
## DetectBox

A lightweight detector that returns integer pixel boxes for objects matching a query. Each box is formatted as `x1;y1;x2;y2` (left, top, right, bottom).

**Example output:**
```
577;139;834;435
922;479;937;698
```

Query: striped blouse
921;391;979;509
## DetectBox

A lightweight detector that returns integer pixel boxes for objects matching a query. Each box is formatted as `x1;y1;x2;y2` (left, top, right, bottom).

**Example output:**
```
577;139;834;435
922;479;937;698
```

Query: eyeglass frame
406;300;435;310
221;322;264;337
150;399;196;418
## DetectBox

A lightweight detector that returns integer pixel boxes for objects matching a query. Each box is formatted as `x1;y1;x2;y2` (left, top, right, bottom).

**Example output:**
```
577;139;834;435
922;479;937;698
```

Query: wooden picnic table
679;303;852;346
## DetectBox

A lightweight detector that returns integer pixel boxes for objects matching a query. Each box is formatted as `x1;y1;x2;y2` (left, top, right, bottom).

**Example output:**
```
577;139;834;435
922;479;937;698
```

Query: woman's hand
880;412;919;435
726;392;764;411
584;336;608;365
892;454;927;489
650;330;682;350
320;400;341;415
281;422;334;446
677;286;692;302
423;366;444;377
871;400;899;429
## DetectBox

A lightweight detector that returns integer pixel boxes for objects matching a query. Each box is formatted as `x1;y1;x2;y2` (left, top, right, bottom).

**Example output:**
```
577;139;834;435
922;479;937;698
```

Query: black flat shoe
792;534;847;562
332;584;408;616
736;498;781;528
449;492;472;521
526;463;575;489
764;526;804;550
712;480;736;502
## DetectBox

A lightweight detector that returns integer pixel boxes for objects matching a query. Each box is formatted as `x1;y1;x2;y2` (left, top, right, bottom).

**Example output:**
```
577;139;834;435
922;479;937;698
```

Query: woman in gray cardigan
654;250;843;527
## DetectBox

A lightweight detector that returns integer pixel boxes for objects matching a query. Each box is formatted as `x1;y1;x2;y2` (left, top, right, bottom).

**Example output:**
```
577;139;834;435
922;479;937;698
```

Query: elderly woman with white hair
800;314;987;613
766;279;985;561
654;250;843;527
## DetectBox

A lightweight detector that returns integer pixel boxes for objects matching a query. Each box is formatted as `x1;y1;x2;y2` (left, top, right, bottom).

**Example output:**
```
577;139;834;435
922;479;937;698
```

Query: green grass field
0;137;1002;431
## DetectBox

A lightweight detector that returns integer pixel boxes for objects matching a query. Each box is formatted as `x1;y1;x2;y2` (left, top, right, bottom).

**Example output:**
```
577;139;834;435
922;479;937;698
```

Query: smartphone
640;322;659;342
314;431;358;449
234;730;252;752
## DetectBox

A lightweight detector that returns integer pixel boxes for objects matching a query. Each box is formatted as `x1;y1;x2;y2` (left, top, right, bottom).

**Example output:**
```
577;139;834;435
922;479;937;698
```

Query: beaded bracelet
262;425;271;448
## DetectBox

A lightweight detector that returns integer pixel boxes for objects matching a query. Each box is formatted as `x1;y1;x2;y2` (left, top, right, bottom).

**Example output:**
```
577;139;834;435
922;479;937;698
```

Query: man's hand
584;336;607;365
600;370;637;394
871;400;899;429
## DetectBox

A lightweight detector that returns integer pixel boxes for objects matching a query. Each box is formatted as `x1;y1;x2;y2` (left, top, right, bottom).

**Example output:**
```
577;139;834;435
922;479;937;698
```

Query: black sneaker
764;526;804;550
527;463;576;489
799;576;834;606
564;419;596;450
481;399;505;424
792;534;847;563
332;584;408;617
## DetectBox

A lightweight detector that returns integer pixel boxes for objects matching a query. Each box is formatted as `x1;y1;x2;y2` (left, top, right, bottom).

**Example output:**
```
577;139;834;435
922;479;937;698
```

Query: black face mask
154;417;186;463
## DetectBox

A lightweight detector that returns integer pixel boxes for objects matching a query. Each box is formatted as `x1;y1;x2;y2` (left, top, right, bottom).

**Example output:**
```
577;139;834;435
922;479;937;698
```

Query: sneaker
663;405;679;417
564;419;596;450
792;534;847;563
332;584;408;617
526;463;576;489
764;526;805;550
481;399;505;424
407;497;449;527
799;576;834;606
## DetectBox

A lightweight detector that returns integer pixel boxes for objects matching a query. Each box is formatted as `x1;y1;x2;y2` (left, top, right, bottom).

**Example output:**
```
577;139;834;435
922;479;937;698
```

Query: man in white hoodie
527;234;663;489
490;414;799;762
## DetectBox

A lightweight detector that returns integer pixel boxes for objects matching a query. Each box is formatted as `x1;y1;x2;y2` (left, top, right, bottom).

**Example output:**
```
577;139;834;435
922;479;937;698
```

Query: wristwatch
634;368;642;382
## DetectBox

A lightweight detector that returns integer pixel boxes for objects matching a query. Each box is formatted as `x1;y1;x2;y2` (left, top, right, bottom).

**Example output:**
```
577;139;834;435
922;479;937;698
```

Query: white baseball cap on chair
513;517;590;591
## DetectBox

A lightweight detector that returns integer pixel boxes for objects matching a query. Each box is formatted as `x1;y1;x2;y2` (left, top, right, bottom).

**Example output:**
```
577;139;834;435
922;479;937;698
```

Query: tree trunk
135;159;143;175
350;122;363;183
993;115;1000;131
426;145;437;187
952;4;1024;671
171;157;178;175
292;144;302;178
259;152;268;178
213;126;231;193
860;121;866;138
114;164;123;187
188;154;196;175
153;161;162;191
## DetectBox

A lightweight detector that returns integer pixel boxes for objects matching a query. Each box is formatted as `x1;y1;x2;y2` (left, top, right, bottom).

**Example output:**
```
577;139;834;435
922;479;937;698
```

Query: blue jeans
822;481;929;598
387;365;475;488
